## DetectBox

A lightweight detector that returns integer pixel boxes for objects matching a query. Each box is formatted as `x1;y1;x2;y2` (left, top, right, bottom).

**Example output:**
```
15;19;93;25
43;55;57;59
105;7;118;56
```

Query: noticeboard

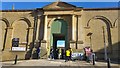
11;47;26;51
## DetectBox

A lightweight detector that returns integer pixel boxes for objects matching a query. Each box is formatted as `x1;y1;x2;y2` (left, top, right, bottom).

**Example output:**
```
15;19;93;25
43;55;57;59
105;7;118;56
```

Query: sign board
57;40;65;47
72;53;84;57
12;47;26;51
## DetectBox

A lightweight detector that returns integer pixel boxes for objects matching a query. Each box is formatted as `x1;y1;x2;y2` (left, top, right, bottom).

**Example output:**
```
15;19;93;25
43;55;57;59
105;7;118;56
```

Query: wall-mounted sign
57;40;65;47
11;47;26;51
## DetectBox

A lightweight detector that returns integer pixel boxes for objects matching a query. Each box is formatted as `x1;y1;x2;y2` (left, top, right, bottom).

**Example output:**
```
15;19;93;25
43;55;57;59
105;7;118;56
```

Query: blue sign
57;40;65;47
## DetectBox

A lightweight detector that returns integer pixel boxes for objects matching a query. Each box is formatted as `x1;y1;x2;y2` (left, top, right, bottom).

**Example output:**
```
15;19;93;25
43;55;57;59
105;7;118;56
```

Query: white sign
12;47;26;51
72;53;84;57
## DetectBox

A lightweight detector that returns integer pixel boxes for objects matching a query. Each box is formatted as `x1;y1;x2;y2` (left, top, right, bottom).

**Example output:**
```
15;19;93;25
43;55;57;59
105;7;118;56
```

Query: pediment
43;1;76;10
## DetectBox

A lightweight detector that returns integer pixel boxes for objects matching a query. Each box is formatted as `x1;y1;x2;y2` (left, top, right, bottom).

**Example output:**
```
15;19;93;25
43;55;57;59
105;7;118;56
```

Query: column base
40;40;47;59
77;40;84;49
70;40;76;49
34;40;40;47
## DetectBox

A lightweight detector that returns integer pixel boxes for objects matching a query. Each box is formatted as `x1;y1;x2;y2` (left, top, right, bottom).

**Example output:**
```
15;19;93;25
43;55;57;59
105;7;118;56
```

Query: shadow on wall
94;42;120;64
38;15;44;42
25;42;33;60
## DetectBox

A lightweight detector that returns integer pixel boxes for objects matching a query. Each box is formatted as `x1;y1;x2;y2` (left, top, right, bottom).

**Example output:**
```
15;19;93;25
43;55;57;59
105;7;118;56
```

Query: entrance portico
39;2;82;58
41;15;79;57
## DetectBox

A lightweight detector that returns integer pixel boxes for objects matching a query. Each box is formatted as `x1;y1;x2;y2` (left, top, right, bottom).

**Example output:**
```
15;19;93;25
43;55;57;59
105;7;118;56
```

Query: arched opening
12;20;29;49
50;19;68;59
87;16;112;60
1;18;10;51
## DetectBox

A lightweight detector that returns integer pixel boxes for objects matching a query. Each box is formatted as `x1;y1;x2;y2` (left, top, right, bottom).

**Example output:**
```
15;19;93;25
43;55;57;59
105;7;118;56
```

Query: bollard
93;54;95;65
14;55;18;64
107;58;111;68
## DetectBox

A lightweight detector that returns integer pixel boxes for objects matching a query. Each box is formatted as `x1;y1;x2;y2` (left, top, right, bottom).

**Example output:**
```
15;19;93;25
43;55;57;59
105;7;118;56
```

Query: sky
1;2;119;10
1;0;120;2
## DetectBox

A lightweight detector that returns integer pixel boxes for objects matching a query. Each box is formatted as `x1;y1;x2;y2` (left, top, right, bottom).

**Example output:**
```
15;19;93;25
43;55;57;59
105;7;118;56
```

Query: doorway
50;19;68;59
53;34;65;59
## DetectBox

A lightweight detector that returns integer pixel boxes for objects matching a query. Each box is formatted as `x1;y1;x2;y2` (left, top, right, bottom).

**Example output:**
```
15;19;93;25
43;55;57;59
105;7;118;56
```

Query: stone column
35;16;41;47
0;22;2;61
40;15;48;58
70;15;76;49
43;15;48;40
0;23;2;50
36;16;41;40
27;27;33;50
72;15;76;41
7;27;13;50
31;16;39;59
25;27;34;60
77;15;84;49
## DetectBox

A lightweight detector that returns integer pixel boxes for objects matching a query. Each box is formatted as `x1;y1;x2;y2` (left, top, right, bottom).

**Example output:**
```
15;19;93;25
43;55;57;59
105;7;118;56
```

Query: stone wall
1;9;119;62
1;11;34;61
80;9;119;61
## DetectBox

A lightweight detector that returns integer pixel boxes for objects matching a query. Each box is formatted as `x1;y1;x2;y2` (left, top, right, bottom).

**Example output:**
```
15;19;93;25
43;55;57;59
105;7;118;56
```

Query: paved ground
1;59;120;68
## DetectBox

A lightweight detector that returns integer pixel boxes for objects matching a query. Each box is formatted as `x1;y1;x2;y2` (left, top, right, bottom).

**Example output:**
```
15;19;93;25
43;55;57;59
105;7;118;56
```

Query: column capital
43;14;48;16
27;27;34;29
72;14;75;17
35;40;40;43
6;27;13;29
41;40;47;43
69;40;76;43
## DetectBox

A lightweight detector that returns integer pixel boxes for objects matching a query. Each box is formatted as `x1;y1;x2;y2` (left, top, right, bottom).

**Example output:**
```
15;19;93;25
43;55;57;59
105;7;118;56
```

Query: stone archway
50;19;68;59
12;17;31;27
87;16;112;28
86;15;112;59
12;17;31;50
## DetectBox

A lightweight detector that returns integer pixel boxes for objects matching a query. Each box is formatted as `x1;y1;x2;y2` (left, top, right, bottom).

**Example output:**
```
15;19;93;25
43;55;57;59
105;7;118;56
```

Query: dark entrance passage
50;19;68;59
53;34;65;59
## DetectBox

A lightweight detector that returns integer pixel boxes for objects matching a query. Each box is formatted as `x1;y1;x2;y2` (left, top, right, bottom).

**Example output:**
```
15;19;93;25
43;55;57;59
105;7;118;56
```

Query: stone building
0;1;120;62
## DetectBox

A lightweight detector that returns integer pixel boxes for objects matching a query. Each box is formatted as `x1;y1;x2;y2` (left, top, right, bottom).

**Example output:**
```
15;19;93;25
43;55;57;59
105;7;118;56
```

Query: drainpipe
76;15;78;49
102;26;107;60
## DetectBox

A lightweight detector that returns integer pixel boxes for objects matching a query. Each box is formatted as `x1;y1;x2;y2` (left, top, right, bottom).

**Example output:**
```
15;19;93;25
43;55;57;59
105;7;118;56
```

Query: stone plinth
40;40;47;59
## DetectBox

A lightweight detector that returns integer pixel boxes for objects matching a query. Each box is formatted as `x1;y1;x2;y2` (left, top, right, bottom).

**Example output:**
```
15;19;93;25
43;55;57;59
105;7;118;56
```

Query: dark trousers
65;56;70;62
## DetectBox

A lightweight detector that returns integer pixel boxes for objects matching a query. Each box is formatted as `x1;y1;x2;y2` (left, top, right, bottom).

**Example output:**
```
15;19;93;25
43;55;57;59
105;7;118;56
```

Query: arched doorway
50;19;68;59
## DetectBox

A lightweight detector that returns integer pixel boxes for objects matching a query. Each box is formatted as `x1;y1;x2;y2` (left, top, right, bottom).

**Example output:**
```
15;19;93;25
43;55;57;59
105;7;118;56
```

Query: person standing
51;48;54;60
36;47;40;59
48;48;53;60
59;48;62;59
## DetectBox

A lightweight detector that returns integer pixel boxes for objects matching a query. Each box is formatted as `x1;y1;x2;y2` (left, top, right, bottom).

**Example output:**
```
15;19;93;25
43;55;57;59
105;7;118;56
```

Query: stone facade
0;2;119;62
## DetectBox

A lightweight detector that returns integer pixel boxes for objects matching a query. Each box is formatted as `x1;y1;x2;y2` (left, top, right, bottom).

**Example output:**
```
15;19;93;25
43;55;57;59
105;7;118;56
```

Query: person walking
69;48;73;60
89;49;95;63
65;48;71;62
84;47;91;62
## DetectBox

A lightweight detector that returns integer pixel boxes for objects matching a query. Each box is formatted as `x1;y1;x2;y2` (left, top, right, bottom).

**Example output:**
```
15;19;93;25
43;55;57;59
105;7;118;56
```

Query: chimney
12;4;14;10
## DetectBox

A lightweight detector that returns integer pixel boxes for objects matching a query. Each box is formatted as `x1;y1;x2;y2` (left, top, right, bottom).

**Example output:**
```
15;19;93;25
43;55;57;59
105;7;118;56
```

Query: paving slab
1;59;120;68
